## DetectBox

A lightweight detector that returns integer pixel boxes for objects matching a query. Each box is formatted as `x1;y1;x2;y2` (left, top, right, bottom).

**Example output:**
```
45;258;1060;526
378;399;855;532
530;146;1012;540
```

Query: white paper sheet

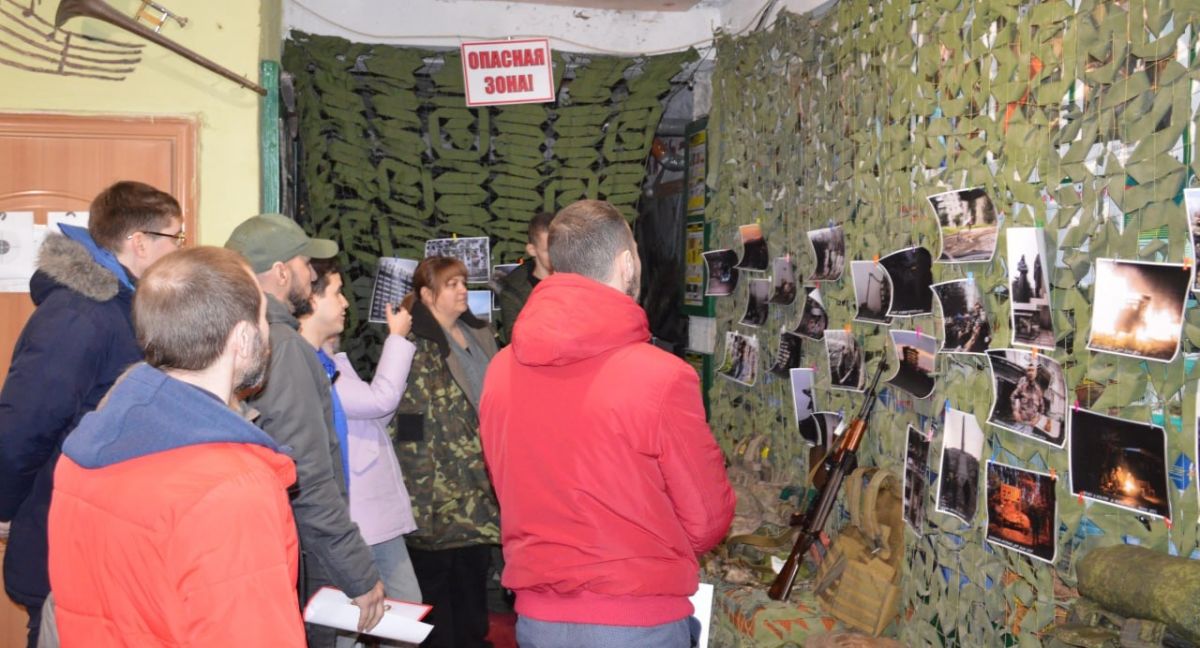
303;587;434;643
0;211;36;291
691;582;714;648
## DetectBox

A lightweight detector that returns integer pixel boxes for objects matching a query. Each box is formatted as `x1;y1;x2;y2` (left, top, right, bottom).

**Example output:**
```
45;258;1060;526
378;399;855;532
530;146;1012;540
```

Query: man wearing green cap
226;214;386;644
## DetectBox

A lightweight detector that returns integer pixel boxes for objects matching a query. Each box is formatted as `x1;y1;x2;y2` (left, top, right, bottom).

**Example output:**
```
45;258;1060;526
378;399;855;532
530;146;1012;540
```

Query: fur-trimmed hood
32;233;123;304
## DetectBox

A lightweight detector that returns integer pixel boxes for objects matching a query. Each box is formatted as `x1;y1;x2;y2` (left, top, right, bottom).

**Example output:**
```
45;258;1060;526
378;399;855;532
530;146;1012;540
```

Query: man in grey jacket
226;214;385;645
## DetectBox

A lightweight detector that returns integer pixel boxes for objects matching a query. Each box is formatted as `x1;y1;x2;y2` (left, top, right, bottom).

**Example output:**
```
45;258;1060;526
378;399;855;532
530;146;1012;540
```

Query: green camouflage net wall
707;1;1200;645
282;33;693;366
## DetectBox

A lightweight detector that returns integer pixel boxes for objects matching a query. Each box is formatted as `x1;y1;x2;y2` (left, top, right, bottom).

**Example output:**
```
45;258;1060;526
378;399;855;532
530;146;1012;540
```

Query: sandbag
1076;544;1200;644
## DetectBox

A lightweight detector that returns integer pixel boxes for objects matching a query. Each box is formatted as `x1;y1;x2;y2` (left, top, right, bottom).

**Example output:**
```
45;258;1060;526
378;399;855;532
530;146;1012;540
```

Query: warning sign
460;39;556;107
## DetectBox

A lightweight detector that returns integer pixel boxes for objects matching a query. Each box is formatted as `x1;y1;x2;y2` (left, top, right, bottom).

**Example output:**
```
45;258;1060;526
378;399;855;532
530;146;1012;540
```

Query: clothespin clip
844;323;852;333
452;232;458;240
1077;492;1085;504
873;254;880;266
1049;468;1057;480
1073;399;1080;411
916;325;923;336
967;271;974;285
1165;517;1174;530
1183;258;1193;272
518;257;525;265
1032;347;1039;359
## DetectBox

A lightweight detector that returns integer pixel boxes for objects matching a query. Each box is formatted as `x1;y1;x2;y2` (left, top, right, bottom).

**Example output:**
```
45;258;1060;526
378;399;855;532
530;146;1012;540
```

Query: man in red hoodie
480;199;735;648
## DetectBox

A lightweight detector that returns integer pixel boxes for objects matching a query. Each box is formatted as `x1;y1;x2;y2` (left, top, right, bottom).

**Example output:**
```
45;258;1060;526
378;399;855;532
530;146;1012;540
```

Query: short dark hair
89;181;182;252
135;247;262;371
400;256;467;311
294;257;342;319
548;200;633;282
527;211;555;243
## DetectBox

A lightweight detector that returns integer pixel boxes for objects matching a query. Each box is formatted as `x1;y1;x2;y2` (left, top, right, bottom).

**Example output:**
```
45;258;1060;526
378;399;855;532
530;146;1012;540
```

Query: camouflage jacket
392;301;500;551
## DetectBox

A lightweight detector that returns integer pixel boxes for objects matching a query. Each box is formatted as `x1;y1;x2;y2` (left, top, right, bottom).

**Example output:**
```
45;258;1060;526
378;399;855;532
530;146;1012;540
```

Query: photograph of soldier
887;330;937;399
929;187;999;263
768;256;798;305
1069;409;1170;519
717;331;759;386
824;329;864;391
880;246;934;316
703;249;740;296
852;260;892;324
985;462;1057;563
769;330;804;377
789;368;819;445
904;425;931;533
795;288;828;340
986;349;1067;447
932;279;991;354
807;225;846;281
368;257;418;322
1186;188;1200;292
735;223;769;271
1087;259;1189;362
740;278;771;327
424;236;491;282
1007;227;1054;349
935;407;984;523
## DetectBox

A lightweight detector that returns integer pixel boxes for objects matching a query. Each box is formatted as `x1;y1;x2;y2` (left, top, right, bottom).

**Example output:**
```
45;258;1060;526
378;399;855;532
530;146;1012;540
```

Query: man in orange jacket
47;246;306;647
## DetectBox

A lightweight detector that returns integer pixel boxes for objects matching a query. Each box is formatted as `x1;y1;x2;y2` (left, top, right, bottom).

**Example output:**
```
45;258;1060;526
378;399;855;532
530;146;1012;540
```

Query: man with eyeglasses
0;180;183;648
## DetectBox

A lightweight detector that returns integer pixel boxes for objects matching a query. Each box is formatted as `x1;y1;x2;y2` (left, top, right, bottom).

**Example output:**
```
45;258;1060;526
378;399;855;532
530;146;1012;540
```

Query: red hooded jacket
480;273;735;627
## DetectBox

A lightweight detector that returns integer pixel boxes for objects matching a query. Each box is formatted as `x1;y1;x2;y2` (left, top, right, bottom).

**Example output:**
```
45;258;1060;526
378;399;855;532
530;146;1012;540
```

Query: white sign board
460;38;555;107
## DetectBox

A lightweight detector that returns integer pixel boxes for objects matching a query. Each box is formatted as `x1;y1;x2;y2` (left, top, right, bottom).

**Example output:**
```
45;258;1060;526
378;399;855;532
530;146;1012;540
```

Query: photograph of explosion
904;425;931;533
880;247;934;316
852;260;893;324
825;329;864;391
985;462;1057;563
1187;188;1200;292
794;288;828;340
929;187;998;263
736;223;769;271
932;279;991;354
807;224;846;281
1007;227;1054;350
985;349;1067;448
703;249;740;297
936;407;984;523
790;368;819;445
887;330;937;399
1069;408;1170;519
1087;259;1189;362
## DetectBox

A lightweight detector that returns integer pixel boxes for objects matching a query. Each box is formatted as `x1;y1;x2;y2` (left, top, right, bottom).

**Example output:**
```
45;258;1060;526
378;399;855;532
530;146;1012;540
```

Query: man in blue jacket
0;181;183;647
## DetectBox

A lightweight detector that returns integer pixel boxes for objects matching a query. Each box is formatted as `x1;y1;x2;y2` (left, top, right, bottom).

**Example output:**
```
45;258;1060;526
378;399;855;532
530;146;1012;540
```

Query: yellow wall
0;0;280;245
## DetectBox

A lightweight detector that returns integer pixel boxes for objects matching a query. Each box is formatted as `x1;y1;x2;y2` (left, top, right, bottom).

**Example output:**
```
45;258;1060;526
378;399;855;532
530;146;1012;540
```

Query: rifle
767;359;889;601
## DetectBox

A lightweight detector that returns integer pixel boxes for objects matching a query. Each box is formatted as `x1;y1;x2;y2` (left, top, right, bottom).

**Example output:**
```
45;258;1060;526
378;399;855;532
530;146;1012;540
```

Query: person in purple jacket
297;258;423;645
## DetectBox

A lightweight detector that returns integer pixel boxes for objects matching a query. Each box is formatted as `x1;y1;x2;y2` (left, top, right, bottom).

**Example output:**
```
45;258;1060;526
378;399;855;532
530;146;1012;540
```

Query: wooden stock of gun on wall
767;359;889;601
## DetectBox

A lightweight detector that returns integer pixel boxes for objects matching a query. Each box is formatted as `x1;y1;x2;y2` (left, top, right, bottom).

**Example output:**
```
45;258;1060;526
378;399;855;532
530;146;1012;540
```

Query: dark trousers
24;603;41;648
409;545;492;648
300;550;339;648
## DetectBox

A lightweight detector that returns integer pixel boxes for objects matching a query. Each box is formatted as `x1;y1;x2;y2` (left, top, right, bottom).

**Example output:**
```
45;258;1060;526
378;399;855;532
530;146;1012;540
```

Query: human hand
350;580;387;632
387;304;412;337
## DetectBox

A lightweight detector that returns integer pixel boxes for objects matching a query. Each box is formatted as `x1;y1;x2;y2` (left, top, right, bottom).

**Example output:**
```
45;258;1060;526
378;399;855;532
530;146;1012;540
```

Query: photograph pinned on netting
369;257;418;323
1007;227;1054;350
769;329;804;377
880;246;934;317
768;256;798;305
1087;259;1190;363
789;368;819;445
904;424;932;534
824;329;864;392
887;330;937;399
1069;408;1170;520
931;279;991;354
1186;188;1200;292
740;278;771;327
807;224;845;281
794;287;828;340
467;290;493;322
935;407;984;524
851;260;893;325
703;249;740;296
735;223;769;271
986;349;1067;448
717;331;759;386
929;187;999;264
490;263;520;295
985;461;1057;564
807;411;844;449
424;236;491;283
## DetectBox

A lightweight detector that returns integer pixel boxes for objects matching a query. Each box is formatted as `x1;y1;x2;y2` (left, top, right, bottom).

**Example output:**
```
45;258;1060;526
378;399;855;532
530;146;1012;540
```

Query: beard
233;328;270;393
286;282;310;315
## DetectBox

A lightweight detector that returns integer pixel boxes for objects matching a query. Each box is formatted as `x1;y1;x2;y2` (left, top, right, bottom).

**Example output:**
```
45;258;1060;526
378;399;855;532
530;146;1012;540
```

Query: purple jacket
332;335;418;544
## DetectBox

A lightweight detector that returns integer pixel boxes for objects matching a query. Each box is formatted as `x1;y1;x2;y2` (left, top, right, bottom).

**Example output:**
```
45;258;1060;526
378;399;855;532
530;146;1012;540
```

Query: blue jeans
334;536;423;648
516;616;701;648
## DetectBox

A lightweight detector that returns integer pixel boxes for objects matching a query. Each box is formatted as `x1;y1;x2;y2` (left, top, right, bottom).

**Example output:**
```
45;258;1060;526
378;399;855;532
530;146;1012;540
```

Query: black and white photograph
887;330;937;399
740;278;771;327
807;224;846;281
769;330;804;376
703;249;740;297
932;279;991;354
790;368;819;445
825;329;865;391
1069;408;1170;519
490;263;520;293
369;257;418;323
930;187;999;263
985;462;1057;563
880;247;934;316
794;288;828;340
986;349;1067;448
717;331;759;386
936;407;984;523
1187;188;1200;292
735;223;769;271
467;290;493;322
1007;227;1054;350
851;260;892;324
768;256;799;304
904;425;931;533
424;236;491;283
1087;259;1189;362
804;411;844;449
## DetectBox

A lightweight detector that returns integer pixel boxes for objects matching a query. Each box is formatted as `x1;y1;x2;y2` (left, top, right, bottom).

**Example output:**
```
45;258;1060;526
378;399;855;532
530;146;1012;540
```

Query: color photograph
936;407;984;523
880;246;934;316
703;249;740;297
887;330;937;399
985;462;1057;563
1069;409;1169;519
932;279;991;354
851;260;892;324
717;331;759;386
1087;259;1189;362
807;224;846;281
825;329;864;391
904;424;931;533
986;349;1067;448
1187;187;1200;292
768;256;798;304
740;278;771;327
930;187;999;263
794;287;828;340
1007;227;1054;350
736;223;769;271
790;368;818;445
424;236;491;283
769;330;804;377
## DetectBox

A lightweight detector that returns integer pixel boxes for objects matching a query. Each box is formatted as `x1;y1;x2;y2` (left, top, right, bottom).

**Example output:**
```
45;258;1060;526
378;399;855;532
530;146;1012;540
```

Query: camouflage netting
706;1;1200;645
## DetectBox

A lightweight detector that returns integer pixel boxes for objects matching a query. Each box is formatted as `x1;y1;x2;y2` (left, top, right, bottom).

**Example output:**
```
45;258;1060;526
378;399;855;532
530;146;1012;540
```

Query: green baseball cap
224;213;338;273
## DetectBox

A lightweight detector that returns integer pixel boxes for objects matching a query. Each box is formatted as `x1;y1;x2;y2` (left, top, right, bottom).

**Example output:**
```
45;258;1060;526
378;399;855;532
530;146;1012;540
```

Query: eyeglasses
134;230;187;247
